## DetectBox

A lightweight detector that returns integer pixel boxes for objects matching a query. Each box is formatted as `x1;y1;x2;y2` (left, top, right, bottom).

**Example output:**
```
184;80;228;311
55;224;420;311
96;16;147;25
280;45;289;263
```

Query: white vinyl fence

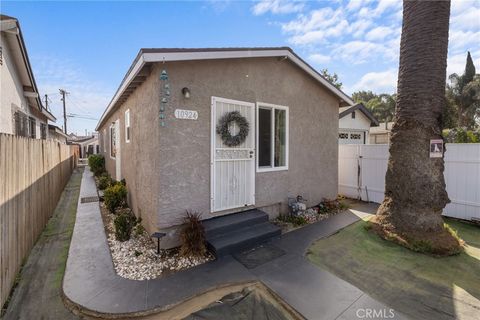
339;143;480;221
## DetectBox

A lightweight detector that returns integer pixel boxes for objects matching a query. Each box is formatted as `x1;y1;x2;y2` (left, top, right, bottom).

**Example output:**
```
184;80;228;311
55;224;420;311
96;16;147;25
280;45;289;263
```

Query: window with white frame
256;103;288;171
110;123;116;159
103;129;107;152
125;109;131;143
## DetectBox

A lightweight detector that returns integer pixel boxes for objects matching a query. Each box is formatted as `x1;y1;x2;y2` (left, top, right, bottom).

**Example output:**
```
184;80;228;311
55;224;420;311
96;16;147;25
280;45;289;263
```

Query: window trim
103;129;107;152
109;122;116;160
256;102;289;172
125;109;130;143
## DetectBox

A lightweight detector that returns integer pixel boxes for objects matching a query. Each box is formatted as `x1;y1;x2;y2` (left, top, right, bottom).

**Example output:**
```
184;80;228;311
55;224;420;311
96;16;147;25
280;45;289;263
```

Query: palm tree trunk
377;1;451;233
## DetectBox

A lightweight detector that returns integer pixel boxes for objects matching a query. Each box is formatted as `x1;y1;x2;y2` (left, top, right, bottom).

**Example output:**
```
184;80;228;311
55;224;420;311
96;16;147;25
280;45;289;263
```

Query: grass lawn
307;217;480;320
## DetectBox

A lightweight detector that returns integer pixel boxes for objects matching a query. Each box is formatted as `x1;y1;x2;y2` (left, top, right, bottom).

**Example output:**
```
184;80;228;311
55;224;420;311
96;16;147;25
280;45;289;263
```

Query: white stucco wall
0;33;46;138
339;111;371;131
339;111;372;144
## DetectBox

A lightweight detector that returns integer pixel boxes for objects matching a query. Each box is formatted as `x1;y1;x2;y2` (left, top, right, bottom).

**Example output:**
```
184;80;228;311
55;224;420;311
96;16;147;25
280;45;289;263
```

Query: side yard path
63;168;406;320
2;167;84;320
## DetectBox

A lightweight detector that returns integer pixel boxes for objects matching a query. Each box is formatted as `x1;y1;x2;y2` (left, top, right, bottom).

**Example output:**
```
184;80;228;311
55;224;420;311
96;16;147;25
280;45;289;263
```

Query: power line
67;113;98;121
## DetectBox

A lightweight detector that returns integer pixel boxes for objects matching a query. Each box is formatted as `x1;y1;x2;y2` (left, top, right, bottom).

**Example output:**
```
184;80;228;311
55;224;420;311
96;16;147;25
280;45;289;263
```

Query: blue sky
2;0;479;134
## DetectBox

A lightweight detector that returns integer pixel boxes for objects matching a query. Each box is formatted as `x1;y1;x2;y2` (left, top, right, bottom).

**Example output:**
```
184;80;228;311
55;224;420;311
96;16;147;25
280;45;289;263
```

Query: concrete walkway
63;168;406;319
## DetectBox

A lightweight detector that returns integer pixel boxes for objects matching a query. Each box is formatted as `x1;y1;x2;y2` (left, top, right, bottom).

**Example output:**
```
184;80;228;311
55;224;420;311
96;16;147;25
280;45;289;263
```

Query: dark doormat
233;244;285;269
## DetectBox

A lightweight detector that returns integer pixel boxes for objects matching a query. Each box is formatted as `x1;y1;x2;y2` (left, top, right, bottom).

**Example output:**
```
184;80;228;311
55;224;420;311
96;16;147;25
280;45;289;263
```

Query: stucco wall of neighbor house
98;68;160;236
152;57;340;229
0;34;46;138
339;111;371;131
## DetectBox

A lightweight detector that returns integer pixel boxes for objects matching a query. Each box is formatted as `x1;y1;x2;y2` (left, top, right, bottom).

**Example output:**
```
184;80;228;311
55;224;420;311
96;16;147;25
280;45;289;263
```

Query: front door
211;97;255;212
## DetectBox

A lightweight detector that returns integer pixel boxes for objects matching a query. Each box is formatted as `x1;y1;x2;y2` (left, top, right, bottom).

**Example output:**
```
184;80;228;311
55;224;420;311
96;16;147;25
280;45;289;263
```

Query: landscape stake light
151;232;166;254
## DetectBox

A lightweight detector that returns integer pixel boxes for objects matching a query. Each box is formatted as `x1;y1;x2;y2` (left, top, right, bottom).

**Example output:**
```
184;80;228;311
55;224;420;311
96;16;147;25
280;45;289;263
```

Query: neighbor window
125;109;130;143
110;123;116;159
256;103;288;171
40;123;47;139
351;111;356;119
28;117;36;139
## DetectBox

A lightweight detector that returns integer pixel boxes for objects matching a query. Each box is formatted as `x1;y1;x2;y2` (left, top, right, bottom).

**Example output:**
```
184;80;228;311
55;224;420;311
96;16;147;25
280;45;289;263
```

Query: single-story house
0;15;56;139
370;121;394;144
338;103;378;144
48;124;69;144
96;47;354;247
68;133;100;158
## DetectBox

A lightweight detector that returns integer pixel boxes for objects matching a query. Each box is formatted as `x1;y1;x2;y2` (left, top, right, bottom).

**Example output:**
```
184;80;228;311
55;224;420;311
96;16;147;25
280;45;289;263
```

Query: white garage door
339;131;364;144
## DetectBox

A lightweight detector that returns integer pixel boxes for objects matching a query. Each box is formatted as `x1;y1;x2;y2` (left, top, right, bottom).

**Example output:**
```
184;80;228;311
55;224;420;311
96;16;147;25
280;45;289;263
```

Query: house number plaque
174;109;198;120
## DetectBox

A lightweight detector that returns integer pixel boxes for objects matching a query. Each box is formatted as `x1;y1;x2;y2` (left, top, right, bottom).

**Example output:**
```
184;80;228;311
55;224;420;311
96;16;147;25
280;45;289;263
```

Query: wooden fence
0;133;76;307
339;143;480;221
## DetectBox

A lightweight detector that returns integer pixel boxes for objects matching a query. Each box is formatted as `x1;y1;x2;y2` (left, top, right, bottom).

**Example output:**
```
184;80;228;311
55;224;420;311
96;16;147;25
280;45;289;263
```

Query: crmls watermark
355;308;395;319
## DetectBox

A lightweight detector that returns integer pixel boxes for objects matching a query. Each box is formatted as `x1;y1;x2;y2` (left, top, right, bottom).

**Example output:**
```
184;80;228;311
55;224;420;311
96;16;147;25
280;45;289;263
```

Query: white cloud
252;0;305;15
350;69;398;93
450;7;480;31
372;0;401;17
365;26;394;41
259;0;477;92
333;39;398;64
31;56;113;134
308;53;331;64
282;7;342;34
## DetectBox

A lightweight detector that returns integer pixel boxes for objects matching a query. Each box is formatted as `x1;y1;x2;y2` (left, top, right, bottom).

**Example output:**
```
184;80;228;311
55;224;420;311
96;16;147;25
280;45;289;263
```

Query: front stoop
204;209;282;257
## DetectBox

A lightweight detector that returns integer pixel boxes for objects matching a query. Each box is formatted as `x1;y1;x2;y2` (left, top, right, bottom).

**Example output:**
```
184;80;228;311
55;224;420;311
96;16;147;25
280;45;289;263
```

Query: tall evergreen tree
464;51;476;85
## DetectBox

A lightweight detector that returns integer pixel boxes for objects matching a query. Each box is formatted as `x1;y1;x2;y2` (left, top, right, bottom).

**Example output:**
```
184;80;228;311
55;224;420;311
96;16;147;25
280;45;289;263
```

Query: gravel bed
100;203;213;280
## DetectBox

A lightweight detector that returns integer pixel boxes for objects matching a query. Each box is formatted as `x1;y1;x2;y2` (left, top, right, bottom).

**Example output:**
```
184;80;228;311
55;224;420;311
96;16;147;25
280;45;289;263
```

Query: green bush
104;183;127;213
114;211;137;241
180;211;207;257
88;154;105;176
133;217;146;237
277;214;308;227
98;173;112;190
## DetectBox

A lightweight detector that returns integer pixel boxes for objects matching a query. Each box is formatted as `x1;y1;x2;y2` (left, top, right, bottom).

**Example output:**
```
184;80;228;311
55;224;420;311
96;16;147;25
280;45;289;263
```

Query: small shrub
277;214;308;227
88;154;105;176
98;174;112;190
133;218;146;237
179;211;207;257
104;183;127;213
114;211;137;241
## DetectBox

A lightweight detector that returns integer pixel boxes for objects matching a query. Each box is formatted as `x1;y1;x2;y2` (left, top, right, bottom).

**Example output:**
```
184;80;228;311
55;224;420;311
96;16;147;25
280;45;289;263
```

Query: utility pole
59;89;69;134
44;94;48;111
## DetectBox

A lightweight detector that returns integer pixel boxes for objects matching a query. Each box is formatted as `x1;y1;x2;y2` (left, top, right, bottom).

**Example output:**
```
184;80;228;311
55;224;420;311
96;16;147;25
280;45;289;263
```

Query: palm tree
375;0;460;254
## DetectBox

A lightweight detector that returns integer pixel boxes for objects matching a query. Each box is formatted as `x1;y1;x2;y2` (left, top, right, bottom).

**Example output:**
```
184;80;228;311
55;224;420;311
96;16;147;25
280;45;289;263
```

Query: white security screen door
211;97;255;212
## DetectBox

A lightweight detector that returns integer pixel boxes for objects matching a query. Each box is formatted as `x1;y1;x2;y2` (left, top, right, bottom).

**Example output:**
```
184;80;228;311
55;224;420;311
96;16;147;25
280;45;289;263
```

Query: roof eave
95;48;354;130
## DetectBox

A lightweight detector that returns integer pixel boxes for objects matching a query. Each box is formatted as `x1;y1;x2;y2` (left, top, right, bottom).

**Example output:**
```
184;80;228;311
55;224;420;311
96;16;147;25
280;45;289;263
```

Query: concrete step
206;221;281;257
203;209;269;239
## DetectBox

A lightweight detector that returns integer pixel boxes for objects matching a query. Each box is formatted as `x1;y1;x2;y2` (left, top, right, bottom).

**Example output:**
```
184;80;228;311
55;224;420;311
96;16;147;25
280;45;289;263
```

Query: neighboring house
96;47;354;246
370;121;394;144
338;103;378;144
48;124;69;144
0;15;55;138
68;133;100;158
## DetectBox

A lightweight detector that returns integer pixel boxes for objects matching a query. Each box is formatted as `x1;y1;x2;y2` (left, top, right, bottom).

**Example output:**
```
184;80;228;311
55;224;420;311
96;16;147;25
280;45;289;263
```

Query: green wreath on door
216;111;249;147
